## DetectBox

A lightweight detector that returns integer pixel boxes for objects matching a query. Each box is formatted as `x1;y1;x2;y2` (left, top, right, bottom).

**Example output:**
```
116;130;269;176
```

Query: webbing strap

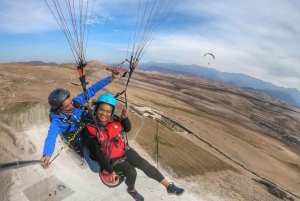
77;60;88;104
110;146;131;167
49;125;84;165
111;156;127;168
109;56;138;108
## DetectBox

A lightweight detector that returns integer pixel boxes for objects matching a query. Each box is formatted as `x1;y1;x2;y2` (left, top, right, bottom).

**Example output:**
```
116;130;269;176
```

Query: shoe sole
168;190;185;196
126;189;144;201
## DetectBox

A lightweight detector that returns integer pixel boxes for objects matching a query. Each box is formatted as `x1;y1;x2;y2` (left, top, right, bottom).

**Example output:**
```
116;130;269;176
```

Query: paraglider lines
115;0;180;107
129;0;180;61
44;0;95;65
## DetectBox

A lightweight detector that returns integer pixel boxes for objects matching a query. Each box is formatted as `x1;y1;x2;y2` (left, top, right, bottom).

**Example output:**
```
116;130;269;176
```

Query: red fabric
99;170;119;186
100;170;111;183
86;119;126;159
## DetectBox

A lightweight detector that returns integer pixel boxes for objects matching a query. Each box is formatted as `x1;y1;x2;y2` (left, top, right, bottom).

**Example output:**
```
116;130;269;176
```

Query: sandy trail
7;124;204;201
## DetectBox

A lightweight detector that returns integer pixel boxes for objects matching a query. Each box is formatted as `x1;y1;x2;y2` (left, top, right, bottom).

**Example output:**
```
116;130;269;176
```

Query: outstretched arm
41;120;61;169
42;120;61;157
73;69;121;105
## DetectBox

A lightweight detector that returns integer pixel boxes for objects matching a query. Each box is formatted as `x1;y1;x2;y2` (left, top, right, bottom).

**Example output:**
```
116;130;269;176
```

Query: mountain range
135;62;300;108
8;60;299;108
10;61;58;66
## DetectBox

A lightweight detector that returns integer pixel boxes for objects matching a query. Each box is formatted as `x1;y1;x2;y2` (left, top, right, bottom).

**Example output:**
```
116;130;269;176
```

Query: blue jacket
43;76;111;156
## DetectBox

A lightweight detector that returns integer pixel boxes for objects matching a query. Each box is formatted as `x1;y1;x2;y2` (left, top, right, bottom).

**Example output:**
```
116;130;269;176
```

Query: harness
49;100;86;156
110;146;131;167
85;116;130;168
49;100;84;131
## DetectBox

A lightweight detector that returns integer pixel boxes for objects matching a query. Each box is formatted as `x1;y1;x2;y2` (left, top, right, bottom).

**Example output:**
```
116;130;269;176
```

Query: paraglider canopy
204;53;215;65
204;53;215;59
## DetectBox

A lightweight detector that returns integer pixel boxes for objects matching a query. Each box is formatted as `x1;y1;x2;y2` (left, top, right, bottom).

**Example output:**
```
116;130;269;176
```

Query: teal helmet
94;93;116;116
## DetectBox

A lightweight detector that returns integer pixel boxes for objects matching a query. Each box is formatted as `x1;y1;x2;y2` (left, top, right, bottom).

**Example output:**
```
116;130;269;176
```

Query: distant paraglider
204;53;215;59
204;53;215;65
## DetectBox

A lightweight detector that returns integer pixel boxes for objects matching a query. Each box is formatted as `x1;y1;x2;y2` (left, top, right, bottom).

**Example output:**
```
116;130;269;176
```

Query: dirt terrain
0;61;299;201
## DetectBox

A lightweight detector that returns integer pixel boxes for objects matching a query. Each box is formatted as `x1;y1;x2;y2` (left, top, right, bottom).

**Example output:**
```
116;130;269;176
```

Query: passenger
82;93;185;201
41;69;120;169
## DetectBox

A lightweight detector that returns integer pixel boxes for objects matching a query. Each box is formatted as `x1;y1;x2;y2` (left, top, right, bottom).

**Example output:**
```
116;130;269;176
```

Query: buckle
62;117;68;122
119;157;126;163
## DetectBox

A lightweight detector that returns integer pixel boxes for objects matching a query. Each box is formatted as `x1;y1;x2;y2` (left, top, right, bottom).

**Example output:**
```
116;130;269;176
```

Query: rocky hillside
0;101;50;201
0;101;49;128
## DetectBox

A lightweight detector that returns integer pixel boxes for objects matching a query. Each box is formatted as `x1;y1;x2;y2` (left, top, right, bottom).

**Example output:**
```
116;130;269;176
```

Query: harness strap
63;116;73;133
110;146;131;167
101;137;116;164
49;125;84;165
50;100;83;133
112;56;137;108
99;130;128;166
111;156;127;167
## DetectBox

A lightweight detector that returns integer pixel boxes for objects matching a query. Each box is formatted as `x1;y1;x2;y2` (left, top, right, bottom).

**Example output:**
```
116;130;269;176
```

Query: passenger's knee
125;167;137;179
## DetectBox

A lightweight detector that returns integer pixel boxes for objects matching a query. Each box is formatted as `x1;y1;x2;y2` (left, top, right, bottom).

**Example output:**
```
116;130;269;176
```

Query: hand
41;155;51;169
110;68;121;80
121;107;129;119
110;171;118;183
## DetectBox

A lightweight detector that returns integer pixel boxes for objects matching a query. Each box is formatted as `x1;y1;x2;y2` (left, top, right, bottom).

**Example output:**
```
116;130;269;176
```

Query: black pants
112;148;165;191
83;136;114;173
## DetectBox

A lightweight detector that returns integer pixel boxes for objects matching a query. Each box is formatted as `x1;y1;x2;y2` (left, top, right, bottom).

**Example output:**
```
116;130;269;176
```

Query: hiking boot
127;189;144;201
167;182;185;196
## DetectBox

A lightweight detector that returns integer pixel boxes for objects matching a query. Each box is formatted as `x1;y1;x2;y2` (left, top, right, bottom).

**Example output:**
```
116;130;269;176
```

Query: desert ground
0;61;299;201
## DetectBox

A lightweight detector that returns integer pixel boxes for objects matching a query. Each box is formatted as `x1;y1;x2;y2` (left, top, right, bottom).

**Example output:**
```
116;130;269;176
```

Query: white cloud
140;0;300;89
0;0;118;33
86;15;116;25
1;0;299;89
0;0;58;33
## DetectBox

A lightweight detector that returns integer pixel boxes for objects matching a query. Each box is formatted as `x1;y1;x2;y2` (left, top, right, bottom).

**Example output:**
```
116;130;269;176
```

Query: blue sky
0;0;299;90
